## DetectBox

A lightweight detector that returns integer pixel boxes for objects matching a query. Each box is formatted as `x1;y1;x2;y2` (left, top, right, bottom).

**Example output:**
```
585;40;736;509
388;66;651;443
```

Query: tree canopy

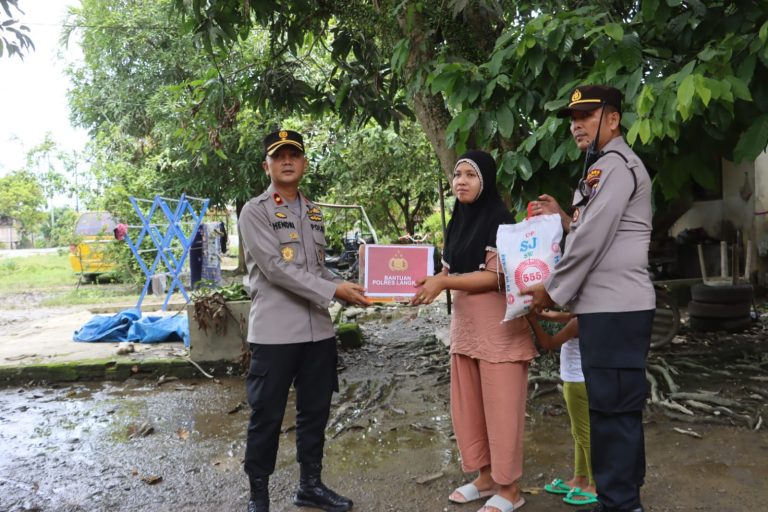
0;0;33;59
0;170;46;238
176;0;768;216
63;0;768;254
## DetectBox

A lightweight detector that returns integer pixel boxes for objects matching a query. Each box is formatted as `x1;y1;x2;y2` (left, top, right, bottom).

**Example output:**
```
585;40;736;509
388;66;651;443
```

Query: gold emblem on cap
281;246;295;262
279;130;288;139
571;89;582;102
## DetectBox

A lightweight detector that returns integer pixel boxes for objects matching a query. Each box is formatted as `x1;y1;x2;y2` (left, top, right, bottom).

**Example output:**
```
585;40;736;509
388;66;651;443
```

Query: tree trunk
397;12;456;183
412;91;456;183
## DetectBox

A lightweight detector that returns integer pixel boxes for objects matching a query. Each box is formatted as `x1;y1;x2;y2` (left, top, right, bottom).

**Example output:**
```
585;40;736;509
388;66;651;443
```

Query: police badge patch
281;246;295;262
586;168;602;187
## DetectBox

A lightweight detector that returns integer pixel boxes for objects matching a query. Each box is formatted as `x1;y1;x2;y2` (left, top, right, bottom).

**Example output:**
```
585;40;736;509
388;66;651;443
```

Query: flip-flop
448;482;497;504
477;494;526;512
563;487;598;506
543;478;572;495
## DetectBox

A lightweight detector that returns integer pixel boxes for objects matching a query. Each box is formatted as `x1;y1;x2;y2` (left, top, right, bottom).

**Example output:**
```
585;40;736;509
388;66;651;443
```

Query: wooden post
697;244;708;284
744;240;752;281
731;230;740;285
720;241;728;279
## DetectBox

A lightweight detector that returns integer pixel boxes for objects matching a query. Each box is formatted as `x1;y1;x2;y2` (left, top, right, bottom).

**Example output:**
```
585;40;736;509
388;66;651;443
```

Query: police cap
557;85;622;118
263;129;305;156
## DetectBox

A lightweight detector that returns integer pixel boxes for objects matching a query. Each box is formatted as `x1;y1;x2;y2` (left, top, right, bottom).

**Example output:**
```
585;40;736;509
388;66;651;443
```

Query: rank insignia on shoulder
273;193;283;205
309;214;322;222
572;209;580;223
289;232;299;240
281;246;295;262
586;168;602;187
307;207;321;215
275;212;287;219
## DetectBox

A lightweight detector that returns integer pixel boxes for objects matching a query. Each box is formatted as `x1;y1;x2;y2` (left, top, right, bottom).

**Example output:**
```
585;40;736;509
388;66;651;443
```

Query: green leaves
500;151;533;181
495;104;515;139
676;74;696;120
734;114;768;163
445;109;478;154
604;23;623;41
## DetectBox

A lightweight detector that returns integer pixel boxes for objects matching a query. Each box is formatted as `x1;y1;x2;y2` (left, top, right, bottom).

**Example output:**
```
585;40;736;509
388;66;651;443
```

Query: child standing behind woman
526;310;598;507
412;150;536;512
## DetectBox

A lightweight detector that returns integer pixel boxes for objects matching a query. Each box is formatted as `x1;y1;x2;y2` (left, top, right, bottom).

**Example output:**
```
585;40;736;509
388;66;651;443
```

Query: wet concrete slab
1;375;766;512
0;309;186;366
0;304;199;385
0;300;766;511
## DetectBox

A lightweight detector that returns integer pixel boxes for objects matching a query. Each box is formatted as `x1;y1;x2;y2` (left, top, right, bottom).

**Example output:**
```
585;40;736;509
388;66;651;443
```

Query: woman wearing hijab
412;150;536;512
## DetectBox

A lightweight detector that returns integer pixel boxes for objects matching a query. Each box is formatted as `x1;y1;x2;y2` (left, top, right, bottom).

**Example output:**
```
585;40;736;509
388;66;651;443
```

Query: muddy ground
0;299;767;512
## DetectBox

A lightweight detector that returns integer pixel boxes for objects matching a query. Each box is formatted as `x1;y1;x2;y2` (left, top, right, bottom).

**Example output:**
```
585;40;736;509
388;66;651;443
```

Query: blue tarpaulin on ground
73;308;189;347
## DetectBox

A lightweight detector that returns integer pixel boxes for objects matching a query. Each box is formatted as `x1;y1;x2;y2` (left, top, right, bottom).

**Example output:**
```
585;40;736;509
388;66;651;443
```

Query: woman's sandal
448;482;497;504
477;494;526;512
563;487;598;506
543;478;572;495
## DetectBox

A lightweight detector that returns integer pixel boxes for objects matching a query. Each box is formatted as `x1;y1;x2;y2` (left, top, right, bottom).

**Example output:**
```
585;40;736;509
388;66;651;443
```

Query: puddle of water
0;374;766;512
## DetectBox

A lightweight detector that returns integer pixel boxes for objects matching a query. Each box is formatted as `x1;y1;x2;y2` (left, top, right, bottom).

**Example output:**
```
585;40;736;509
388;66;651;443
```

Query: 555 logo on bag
497;214;563;320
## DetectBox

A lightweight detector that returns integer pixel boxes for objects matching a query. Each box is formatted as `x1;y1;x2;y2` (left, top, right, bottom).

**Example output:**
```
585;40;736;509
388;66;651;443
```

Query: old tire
687;300;751;319
651;306;680;349
691;283;753;304
688;316;752;333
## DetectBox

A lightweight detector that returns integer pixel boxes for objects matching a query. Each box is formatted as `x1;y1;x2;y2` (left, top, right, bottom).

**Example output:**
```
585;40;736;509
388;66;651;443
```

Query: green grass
0;254;78;291
40;285;141;307
0;253;142;307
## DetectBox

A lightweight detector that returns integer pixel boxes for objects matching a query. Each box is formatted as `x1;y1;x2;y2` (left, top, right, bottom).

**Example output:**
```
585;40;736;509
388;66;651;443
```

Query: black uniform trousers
578;310;654;512
244;338;338;478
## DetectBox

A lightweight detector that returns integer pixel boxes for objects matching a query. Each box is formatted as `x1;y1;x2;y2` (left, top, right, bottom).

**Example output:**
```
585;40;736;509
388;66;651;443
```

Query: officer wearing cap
238;129;371;512
523;85;655;512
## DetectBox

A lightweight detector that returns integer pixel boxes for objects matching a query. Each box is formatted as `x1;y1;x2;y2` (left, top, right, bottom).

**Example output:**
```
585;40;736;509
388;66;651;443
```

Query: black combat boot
247;475;269;512
293;462;353;512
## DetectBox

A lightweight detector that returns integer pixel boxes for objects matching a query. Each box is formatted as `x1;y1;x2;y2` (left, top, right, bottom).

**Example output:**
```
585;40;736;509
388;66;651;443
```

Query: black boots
247;475;269;512
293;462;353;512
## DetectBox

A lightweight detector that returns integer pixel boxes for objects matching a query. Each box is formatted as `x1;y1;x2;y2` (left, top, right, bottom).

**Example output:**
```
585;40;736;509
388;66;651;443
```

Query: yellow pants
563;381;594;486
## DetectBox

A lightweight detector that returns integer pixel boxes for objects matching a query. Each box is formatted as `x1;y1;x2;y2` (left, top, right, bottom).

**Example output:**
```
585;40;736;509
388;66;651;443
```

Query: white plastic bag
497;214;563;320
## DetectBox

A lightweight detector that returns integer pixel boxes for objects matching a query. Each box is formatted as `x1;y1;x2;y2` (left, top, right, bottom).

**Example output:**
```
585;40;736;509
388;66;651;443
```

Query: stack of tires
688;283;754;332
650;286;680;349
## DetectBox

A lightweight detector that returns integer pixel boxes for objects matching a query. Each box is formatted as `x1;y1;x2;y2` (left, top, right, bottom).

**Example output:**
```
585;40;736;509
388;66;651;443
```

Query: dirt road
0;305;766;512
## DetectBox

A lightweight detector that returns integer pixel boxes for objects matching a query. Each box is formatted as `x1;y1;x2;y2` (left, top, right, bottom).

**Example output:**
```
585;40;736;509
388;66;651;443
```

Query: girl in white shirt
527;310;597;507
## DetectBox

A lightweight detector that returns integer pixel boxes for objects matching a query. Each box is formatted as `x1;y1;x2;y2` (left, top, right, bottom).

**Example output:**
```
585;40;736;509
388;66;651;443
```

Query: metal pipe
159;195;207;202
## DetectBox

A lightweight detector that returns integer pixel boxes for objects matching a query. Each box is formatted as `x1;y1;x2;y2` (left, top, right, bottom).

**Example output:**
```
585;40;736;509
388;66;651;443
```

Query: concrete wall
755;152;768;283
187;300;249;362
0;225;19;249
669;151;768;284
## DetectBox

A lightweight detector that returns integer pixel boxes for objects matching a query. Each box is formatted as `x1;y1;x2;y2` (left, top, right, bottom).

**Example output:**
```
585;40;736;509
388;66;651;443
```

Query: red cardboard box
363;245;435;300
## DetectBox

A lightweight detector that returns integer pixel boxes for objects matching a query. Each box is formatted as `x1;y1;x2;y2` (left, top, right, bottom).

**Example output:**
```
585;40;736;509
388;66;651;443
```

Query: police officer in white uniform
524;85;655;512
238;129;370;512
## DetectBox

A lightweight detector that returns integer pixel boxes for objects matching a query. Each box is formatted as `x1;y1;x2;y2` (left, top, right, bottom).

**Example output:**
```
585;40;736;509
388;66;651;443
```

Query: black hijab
443;150;515;274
